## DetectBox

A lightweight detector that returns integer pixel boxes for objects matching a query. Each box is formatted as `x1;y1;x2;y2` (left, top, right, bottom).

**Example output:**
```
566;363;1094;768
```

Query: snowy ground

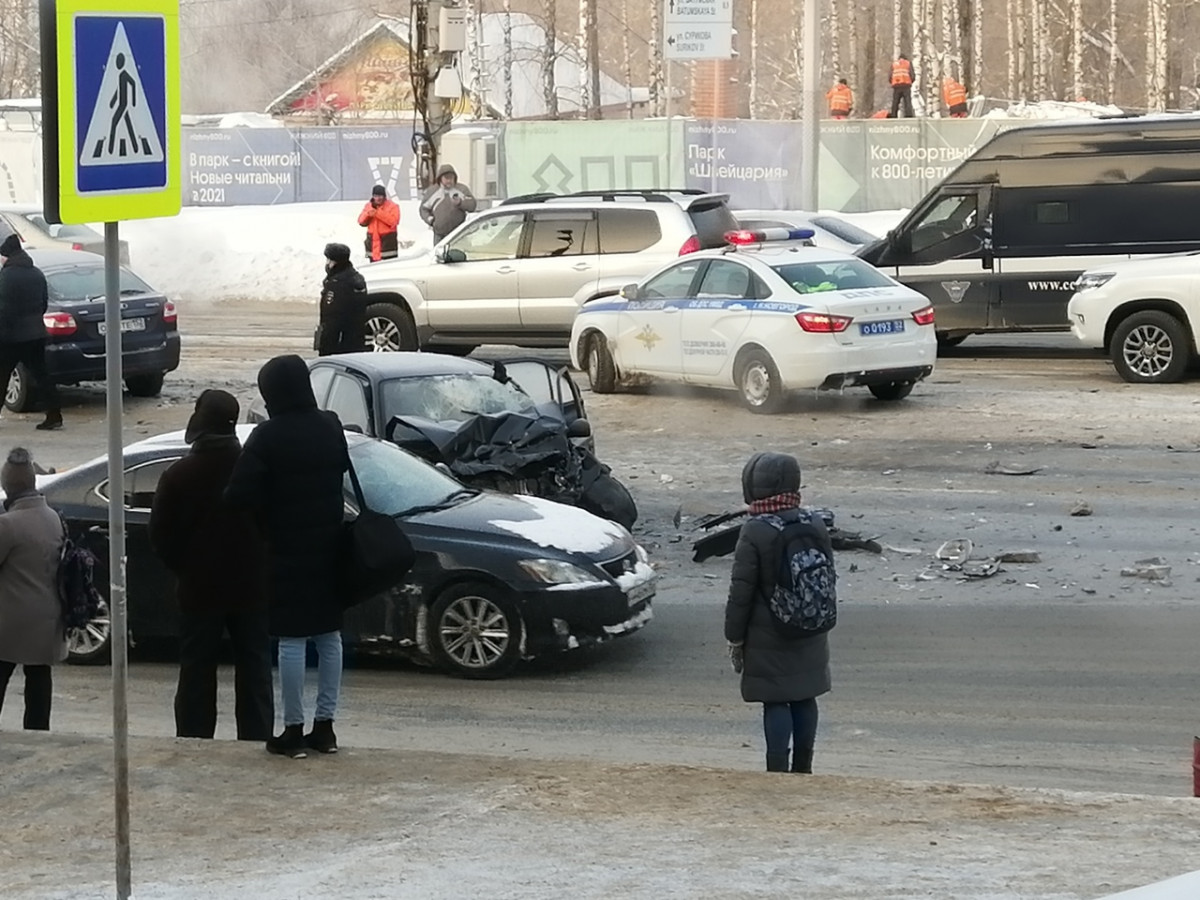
115;202;905;305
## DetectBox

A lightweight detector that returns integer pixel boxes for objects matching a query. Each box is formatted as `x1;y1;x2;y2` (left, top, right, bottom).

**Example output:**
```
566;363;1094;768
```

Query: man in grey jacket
419;164;477;244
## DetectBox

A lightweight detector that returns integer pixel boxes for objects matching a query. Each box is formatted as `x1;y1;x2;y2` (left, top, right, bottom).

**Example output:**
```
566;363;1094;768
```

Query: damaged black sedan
48;428;655;678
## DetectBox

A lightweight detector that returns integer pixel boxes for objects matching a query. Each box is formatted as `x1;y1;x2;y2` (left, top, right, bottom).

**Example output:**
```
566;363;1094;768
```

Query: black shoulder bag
341;461;416;608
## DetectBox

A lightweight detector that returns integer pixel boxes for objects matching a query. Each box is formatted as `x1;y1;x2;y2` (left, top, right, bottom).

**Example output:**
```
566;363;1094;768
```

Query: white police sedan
569;228;937;413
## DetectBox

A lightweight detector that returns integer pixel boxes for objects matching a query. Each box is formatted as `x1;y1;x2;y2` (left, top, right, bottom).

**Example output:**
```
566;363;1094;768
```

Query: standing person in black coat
316;243;368;357
0;234;62;430
225;354;351;759
725;452;832;773
148;389;272;741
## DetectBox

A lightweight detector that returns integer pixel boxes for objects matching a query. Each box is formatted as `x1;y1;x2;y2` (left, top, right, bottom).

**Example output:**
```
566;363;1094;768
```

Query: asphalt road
19;301;1200;802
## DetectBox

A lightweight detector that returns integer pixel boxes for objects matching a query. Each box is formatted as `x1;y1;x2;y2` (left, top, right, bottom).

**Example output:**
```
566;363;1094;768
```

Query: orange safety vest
943;79;967;108
826;83;853;115
890;59;913;86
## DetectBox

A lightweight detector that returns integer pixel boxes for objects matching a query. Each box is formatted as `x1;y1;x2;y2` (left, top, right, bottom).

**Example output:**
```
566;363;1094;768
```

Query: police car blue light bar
723;227;817;245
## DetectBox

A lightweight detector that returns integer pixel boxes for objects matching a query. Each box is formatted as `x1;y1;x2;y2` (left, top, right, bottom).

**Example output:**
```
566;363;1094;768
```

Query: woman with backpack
0;447;67;730
725;451;834;774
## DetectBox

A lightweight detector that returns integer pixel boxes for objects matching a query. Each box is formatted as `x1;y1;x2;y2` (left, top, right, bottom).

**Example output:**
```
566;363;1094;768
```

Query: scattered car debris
961;558;1001;579
1166;444;1200;453
984;460;1045;476
936;539;973;564
996;550;1041;564
690;507;883;561
1069;501;1093;517
1120;558;1171;581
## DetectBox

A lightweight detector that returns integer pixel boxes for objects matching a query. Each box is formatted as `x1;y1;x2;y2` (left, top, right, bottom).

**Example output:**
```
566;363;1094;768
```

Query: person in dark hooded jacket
0;234;62;430
724;452;832;774
316;243;367;356
418;165;477;244
225;354;351;759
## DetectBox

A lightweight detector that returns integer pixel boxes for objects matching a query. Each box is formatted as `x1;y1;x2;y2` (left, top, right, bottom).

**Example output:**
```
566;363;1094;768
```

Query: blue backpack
57;518;104;632
756;511;838;636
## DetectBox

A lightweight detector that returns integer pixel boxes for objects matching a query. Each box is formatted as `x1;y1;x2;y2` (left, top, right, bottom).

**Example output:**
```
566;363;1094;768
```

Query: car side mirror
48;224;63;238
620;282;640;300
887;228;912;256
443;247;467;264
567;418;592;439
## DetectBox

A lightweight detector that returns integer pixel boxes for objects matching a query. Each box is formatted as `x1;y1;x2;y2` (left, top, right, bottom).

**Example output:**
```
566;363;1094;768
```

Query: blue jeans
276;631;343;727
762;699;819;757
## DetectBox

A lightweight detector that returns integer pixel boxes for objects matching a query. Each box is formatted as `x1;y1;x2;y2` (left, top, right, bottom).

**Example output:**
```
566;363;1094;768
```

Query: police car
569;228;937;413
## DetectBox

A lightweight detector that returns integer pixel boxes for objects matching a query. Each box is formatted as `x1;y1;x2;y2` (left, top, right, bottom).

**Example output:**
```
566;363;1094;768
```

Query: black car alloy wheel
67;599;112;664
429;582;523;679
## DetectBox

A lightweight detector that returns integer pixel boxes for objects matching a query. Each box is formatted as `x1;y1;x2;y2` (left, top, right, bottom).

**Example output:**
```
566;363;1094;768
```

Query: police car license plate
98;318;146;335
860;319;904;336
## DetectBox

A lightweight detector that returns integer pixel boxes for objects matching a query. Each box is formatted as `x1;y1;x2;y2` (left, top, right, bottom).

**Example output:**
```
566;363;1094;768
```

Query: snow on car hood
486;495;631;555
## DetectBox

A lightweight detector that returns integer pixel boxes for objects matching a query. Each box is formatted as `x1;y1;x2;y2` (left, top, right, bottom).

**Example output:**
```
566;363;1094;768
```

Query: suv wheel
586;335;616;393
364;302;418;352
4;362;32;412
1112;311;1190;384
736;350;786;414
868;381;914;401
125;372;165;397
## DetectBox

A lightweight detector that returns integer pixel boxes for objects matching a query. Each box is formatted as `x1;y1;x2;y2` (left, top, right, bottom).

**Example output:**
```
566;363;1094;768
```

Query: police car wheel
936;333;968;349
737;350;785;414
586;335;616;393
868;381;914;401
1112;311;1189;384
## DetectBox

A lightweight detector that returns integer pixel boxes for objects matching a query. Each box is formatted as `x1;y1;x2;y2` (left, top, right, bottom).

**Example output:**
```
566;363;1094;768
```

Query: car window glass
696;260;752;299
500;360;575;408
597;209;662;254
24;214;94;239
381;374;534;422
687;203;740;248
346;439;465;517
909;194;978;253
325;373;370;432
96;458;180;509
308;366;336;406
44;266;154;301
772;259;896;294
641;261;703;300
525;213;596;258
446;212;525;261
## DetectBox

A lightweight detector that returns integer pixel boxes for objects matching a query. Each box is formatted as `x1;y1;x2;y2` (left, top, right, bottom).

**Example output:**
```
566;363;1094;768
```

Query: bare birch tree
577;0;590;115
893;0;903;58
940;0;956;81
970;0;982;93
1031;0;1045;99
829;0;841;79
1069;0;1082;98
649;0;664;116
1148;0;1168;111
542;0;559;118
503;0;514;118
847;0;860;96
621;0;633;118
1006;0;1017;98
1107;0;1117;102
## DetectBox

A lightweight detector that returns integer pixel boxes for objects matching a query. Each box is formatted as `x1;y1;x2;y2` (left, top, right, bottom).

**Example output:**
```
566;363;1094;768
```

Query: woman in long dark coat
725;452;832;773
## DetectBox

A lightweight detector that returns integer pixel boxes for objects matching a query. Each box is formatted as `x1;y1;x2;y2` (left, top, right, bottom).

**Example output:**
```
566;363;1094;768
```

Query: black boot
766;751;790;772
305;718;338;754
792;747;813;774
36;411;63;431
266;724;308;759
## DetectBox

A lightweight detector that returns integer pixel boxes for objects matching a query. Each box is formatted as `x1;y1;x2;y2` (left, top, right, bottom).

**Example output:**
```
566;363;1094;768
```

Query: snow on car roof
489;495;630;553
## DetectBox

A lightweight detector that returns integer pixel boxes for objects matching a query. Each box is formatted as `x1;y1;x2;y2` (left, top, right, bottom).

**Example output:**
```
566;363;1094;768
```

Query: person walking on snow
0;447;66;730
725;452;832;774
358;184;400;262
0;234;62;430
225;355;351;759
826;78;854;119
889;54;916;118
149;389;273;741
316;243;367;356
419;164;477;245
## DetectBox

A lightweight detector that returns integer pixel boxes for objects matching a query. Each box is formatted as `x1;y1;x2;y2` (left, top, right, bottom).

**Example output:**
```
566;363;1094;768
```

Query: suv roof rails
500;188;709;206
499;192;558;206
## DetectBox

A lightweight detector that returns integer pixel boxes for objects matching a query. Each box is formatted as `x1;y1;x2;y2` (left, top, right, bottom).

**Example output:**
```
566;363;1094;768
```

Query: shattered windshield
771;259;894;295
380;374;536;422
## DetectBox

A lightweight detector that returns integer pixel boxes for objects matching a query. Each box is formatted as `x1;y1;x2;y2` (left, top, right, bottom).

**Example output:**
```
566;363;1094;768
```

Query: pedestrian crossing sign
40;0;180;223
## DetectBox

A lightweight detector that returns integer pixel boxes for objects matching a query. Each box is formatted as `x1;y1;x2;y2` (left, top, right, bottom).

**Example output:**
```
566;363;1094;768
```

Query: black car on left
43;427;655;678
6;250;180;412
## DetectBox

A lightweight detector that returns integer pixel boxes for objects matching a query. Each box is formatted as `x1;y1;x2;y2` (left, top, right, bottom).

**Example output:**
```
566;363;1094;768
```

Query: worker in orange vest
826;78;854;119
943;76;968;118
358;184;401;262
889;54;915;118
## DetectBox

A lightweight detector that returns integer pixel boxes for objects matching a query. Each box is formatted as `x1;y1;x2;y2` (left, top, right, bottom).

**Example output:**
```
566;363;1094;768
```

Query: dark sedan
6;250;180;411
48;427;655;678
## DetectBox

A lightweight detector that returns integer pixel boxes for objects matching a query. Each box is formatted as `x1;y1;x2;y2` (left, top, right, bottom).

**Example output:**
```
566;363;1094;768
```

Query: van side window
1036;202;1071;225
910;194;979;253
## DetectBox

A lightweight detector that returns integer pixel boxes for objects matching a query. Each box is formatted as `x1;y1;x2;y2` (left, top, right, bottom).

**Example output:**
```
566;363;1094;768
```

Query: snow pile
983;99;1125;119
118;200;432;303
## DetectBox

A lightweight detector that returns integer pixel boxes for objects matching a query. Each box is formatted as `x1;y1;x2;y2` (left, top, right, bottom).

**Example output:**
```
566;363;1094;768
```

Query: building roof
265;17;639;121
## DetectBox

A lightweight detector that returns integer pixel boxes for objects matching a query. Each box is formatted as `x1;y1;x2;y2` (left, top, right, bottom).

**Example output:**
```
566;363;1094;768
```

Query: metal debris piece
936;539;973;564
984;460;1045;476
1120;558;1171;581
961;558;1001;579
1069;501;1093;517
996;550;1041;564
884;545;925;556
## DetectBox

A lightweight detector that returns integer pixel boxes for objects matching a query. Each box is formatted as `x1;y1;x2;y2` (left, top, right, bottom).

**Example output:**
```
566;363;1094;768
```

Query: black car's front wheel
429;582;523;679
66;599;112;665
5;362;32;413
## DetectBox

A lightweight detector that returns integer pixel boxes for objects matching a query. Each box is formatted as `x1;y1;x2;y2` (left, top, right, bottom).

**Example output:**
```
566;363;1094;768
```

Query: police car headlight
1073;273;1114;292
519;559;605;587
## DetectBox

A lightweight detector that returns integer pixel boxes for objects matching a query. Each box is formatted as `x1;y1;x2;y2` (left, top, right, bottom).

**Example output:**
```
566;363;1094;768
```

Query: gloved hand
727;641;744;674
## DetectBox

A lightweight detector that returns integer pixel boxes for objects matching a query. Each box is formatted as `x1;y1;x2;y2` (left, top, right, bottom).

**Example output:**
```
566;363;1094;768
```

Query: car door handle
571;262;592;271
89;525;109;536
728;303;747;311
662;306;680;314
496;266;516;275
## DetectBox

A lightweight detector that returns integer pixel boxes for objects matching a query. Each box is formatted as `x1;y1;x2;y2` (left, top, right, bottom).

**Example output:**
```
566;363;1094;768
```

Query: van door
866;186;996;337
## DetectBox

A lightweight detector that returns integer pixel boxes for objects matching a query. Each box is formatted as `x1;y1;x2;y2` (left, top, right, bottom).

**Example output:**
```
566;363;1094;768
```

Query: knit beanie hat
1;447;37;496
324;242;351;263
0;233;21;257
184;389;240;443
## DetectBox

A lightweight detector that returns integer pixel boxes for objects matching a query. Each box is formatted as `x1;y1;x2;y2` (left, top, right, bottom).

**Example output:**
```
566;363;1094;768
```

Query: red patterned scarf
748;492;802;515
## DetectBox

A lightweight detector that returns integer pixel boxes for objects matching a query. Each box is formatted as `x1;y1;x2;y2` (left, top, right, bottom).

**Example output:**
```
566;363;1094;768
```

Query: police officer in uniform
315;243;367;357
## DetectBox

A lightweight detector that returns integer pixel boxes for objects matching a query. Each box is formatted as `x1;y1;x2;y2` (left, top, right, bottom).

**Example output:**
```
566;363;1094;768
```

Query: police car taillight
724;227;817;246
911;305;935;326
795;311;852;333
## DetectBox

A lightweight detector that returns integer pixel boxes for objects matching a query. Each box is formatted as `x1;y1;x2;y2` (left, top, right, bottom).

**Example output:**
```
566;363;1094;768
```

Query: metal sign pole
665;60;673;188
104;220;131;900
800;0;821;211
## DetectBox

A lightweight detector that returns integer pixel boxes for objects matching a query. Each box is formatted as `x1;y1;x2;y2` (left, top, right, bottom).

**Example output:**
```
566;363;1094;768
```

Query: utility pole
800;0;820;210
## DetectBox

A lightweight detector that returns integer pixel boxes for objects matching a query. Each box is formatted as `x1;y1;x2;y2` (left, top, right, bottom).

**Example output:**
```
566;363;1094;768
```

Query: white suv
1067;254;1200;383
358;190;738;355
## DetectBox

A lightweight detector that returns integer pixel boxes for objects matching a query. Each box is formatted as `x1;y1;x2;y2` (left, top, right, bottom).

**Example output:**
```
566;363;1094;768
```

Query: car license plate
860;319;905;336
625;579;656;605
98;318;146;335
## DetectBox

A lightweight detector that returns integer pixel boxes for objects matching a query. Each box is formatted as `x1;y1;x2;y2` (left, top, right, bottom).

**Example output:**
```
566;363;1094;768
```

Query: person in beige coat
0;447;66;730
